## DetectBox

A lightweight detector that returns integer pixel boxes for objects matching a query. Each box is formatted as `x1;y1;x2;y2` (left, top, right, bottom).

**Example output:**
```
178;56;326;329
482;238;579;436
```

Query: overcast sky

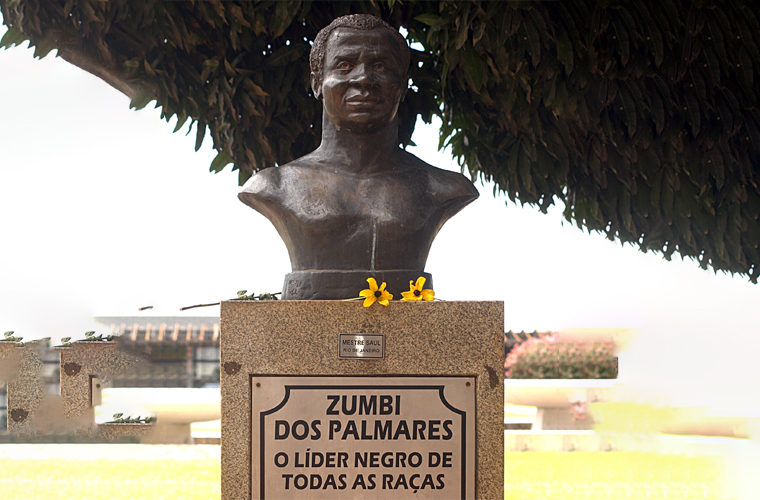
1;27;759;416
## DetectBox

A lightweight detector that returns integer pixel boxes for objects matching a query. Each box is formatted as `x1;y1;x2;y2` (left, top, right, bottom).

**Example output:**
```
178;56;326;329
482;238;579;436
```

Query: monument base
281;270;433;300
221;300;503;500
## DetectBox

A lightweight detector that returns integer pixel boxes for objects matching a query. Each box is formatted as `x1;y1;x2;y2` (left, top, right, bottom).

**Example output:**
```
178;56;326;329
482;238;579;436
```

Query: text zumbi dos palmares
271;394;456;493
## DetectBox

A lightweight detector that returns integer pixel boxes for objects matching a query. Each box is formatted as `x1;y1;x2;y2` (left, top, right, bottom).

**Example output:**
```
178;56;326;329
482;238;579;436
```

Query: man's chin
338;116;393;134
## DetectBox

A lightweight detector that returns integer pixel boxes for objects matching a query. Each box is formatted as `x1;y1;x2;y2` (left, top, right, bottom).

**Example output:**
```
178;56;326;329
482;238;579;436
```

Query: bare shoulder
238;156;316;201
401;151;479;202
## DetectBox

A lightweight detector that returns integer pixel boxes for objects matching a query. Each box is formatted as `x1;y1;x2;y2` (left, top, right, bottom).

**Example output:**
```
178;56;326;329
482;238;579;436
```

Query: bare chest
277;170;435;230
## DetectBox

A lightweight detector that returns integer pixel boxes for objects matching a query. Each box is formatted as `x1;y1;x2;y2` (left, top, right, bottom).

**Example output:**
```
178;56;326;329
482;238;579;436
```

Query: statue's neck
316;114;401;175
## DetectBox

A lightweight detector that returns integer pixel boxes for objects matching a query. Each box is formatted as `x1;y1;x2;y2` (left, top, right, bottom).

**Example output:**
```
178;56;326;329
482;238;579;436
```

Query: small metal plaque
338;334;384;359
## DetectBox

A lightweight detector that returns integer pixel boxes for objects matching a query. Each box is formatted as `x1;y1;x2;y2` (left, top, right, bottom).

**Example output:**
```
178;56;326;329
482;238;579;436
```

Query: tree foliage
2;0;759;282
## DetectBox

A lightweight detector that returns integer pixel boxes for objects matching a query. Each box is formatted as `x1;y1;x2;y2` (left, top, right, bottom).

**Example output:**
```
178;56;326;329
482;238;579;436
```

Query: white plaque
251;376;476;499
338;334;385;359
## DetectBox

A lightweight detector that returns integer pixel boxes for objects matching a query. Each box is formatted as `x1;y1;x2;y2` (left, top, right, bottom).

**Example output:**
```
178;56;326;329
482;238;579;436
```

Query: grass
505;451;731;500
0;447;730;500
0;456;220;500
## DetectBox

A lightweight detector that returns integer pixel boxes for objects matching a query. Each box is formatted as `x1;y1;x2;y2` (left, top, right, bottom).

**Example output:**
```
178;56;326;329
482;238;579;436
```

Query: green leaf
702;46;720;88
557;32;573;76
463;43;485;92
414;14;440;27
32;38;57;59
684;85;701;137
453;3;471;50
625;79;645;115
209;150;234;173
517;139;534;196
129;90;155;110
123;58;140;71
244;79;269;97
652;74;671;102
473;22;485;46
611;16;629;67
238;167;252;186
737;48;754;100
706;16;728;64
619;188;633;233
716;94;733;136
195;121;206;152
618;85;637;137
173;113;189;133
543;72;557;106
523;13;541;66
662;177;674;217
507;136;521;180
648;81;665;134
266;43;304;66
272;1;298;38
240;92;263;117
0;26;29;49
711;149;725;190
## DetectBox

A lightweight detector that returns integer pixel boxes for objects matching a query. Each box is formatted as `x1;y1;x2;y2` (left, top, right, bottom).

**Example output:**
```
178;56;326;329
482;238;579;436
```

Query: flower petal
414;277;426;290
378;298;390;306
379;281;387;292
400;291;415;301
366;277;378;291
363;295;376;308
421;289;435;301
380;290;394;302
359;289;374;297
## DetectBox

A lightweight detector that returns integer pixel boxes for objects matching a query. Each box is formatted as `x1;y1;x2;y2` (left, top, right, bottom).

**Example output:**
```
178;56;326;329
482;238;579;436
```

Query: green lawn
0;447;730;500
0;456;220;500
505;451;731;500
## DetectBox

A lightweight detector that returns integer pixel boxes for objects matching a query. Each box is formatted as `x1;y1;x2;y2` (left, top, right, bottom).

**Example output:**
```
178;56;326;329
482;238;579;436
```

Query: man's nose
348;64;378;85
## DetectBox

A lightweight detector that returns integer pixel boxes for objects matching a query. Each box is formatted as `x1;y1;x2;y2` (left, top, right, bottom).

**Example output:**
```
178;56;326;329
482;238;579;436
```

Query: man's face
316;28;406;134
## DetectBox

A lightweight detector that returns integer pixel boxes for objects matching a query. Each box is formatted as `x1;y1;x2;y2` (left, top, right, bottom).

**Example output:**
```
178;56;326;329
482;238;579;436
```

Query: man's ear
310;72;322;100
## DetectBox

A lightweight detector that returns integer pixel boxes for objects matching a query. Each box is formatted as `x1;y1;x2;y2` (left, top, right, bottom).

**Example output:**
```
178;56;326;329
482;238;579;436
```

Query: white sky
1;30;759;416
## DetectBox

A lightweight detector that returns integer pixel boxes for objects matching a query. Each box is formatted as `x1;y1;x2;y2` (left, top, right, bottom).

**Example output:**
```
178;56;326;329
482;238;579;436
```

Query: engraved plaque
338;334;385;359
251;376;476;499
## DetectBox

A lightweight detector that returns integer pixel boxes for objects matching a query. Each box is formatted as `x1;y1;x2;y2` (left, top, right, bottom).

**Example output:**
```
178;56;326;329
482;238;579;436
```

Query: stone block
221;300;504;500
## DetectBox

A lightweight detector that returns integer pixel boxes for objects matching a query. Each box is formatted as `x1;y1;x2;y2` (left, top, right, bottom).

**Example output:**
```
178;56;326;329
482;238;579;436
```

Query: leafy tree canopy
2;0;759;282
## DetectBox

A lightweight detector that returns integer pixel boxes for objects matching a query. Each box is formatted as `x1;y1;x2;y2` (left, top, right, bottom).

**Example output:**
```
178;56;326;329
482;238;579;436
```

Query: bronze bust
239;14;478;300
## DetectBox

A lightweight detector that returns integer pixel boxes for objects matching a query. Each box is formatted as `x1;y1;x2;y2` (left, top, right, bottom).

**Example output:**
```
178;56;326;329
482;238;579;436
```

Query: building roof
93;318;546;349
93;316;220;345
504;330;554;356
504;330;552;343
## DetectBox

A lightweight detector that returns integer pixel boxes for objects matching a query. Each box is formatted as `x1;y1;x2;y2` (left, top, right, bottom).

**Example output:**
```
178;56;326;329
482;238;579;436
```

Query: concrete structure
94;316;221;388
504;379;621;431
221;300;504;500
98;387;220;444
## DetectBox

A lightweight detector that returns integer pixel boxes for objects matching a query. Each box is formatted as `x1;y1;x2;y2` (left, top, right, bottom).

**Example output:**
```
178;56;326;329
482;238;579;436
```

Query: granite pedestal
221;300;504;500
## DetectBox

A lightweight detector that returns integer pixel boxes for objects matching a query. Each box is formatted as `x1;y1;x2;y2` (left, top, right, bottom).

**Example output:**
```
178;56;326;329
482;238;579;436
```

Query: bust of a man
239;14;478;300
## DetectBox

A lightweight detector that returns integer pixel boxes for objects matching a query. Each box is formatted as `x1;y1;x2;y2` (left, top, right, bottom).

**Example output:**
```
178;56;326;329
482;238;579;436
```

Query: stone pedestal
221;300;503;500
3;342;43;434
57;342;137;420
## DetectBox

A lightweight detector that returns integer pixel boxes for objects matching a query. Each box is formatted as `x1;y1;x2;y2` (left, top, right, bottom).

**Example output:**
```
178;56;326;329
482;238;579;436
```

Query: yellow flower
400;277;435;301
359;277;393;307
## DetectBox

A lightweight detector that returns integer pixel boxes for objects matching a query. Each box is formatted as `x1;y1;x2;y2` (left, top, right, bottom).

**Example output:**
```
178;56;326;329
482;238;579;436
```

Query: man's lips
345;93;380;104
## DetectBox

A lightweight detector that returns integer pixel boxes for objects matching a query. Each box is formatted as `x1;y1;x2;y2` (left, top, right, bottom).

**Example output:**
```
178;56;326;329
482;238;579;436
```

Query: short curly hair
309;14;410;94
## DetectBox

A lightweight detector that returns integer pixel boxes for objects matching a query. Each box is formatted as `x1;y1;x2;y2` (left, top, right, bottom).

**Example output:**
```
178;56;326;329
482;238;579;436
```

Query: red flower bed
505;334;617;379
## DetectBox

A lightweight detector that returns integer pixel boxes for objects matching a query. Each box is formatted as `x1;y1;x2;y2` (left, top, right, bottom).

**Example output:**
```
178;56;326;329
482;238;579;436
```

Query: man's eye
374;63;386;70
336;62;351;70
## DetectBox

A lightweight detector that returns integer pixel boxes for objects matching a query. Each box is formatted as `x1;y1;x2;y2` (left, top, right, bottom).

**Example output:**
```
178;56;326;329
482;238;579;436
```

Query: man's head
310;14;410;134
310;14;410;95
